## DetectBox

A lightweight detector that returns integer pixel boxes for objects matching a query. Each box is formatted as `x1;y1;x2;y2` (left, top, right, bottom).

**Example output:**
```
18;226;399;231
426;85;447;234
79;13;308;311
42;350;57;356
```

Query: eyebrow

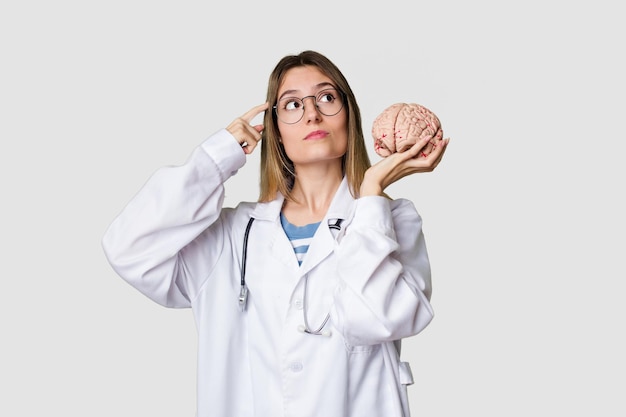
278;82;336;100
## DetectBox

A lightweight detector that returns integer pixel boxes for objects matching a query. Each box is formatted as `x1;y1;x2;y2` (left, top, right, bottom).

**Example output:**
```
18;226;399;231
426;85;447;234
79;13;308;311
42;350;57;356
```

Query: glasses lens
275;88;344;124
316;89;343;117
276;97;304;124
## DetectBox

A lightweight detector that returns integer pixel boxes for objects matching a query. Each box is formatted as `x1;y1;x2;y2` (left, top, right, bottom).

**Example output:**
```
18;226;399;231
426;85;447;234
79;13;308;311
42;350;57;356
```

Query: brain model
372;103;443;157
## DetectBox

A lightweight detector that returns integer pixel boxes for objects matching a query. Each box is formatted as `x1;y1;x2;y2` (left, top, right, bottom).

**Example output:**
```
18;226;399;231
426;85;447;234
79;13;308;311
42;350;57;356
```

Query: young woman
102;50;448;417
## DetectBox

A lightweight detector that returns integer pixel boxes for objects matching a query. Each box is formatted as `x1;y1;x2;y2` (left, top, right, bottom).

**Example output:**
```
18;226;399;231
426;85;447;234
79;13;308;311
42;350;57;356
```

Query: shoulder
219;201;260;229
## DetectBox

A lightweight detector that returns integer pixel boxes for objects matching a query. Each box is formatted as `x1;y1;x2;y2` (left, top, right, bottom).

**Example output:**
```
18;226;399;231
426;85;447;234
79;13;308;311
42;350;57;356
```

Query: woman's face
275;65;348;167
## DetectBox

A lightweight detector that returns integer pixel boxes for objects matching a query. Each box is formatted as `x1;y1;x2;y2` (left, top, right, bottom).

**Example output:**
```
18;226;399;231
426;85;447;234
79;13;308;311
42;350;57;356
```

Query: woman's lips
305;130;328;140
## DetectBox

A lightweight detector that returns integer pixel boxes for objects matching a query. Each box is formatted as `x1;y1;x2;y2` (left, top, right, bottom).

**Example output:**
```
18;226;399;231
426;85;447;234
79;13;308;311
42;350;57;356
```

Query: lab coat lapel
269;221;300;269
298;222;335;276
298;177;356;276
250;194;299;270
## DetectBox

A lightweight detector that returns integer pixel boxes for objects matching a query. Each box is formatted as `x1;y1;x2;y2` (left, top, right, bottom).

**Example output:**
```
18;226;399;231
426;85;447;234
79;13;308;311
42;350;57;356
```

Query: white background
1;0;624;416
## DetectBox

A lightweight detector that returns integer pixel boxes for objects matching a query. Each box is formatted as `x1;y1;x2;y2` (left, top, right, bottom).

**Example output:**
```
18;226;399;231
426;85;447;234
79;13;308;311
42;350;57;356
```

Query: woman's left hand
360;136;450;197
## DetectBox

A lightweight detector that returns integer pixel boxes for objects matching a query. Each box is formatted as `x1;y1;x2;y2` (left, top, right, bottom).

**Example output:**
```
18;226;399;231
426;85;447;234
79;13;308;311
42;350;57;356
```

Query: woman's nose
302;96;322;123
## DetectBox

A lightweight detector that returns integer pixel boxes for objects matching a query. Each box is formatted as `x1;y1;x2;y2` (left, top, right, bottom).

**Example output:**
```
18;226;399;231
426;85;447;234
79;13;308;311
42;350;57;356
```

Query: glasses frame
273;88;345;125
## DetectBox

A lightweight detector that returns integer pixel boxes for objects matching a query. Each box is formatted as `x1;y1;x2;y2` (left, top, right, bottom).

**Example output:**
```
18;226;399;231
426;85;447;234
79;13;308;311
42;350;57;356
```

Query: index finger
241;102;269;123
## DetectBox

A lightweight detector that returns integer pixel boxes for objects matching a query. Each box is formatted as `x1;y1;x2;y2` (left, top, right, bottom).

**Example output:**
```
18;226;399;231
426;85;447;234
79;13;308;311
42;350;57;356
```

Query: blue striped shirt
280;213;321;266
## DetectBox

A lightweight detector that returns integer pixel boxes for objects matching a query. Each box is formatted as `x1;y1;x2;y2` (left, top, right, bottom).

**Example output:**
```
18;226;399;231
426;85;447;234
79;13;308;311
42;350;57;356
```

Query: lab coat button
288;362;303;372
293;299;303;309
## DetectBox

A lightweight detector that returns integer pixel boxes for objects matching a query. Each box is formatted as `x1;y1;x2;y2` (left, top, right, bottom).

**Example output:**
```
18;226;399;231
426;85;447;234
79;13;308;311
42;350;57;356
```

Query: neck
283;164;343;226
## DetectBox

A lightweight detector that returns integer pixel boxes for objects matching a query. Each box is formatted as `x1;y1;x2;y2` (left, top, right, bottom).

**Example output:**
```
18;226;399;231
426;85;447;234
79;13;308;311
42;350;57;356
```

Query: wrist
359;180;383;197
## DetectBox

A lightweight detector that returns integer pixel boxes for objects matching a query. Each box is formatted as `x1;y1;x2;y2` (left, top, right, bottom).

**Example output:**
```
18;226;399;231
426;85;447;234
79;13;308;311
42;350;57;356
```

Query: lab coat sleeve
331;196;434;345
101;129;245;307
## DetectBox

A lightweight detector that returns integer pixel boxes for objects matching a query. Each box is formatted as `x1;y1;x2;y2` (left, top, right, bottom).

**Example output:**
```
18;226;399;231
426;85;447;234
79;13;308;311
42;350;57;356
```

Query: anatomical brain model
372;102;443;157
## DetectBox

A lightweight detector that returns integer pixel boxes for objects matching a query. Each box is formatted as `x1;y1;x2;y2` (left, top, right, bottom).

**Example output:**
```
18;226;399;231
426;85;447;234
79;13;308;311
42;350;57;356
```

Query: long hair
259;50;371;202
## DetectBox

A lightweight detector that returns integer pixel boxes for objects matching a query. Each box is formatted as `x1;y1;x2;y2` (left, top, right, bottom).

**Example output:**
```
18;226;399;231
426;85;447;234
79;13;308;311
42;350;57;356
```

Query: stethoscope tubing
239;216;337;336
238;217;255;311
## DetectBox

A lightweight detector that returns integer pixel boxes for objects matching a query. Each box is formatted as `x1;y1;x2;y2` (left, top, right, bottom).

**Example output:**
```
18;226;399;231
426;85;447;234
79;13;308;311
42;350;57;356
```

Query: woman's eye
284;99;302;111
318;92;335;103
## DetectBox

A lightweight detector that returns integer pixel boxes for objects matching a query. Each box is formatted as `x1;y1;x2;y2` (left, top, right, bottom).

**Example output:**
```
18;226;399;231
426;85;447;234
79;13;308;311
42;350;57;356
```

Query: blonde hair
259;50;371;202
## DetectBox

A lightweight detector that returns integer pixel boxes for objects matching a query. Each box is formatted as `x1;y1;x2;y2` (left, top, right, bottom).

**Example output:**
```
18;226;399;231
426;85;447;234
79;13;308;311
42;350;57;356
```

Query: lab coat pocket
343;343;398;416
344;341;380;355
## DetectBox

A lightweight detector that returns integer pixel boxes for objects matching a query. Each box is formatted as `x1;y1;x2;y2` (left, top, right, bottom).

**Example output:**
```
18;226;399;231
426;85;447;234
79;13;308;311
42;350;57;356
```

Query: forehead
278;65;334;95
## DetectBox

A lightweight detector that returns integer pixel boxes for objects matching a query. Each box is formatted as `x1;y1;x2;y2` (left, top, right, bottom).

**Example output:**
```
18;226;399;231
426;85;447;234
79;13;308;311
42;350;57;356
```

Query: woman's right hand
226;102;269;155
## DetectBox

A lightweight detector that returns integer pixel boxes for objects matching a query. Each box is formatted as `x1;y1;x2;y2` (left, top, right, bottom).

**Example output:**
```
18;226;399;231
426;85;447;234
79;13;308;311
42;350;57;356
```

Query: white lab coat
102;128;434;417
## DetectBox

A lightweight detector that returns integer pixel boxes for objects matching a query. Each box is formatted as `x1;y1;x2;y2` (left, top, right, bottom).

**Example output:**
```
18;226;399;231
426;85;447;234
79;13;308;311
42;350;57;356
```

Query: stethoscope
239;217;343;337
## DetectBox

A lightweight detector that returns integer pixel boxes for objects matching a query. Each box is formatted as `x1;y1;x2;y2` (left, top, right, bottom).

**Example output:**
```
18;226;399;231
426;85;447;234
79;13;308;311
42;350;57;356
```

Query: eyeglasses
273;88;344;124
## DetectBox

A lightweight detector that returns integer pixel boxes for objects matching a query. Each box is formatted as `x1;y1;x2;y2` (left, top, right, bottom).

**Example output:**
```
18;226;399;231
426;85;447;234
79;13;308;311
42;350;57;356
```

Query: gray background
2;0;624;415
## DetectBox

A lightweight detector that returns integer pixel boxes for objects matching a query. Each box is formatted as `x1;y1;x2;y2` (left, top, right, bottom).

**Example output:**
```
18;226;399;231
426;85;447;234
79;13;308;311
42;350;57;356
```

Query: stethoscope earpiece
328;218;343;231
